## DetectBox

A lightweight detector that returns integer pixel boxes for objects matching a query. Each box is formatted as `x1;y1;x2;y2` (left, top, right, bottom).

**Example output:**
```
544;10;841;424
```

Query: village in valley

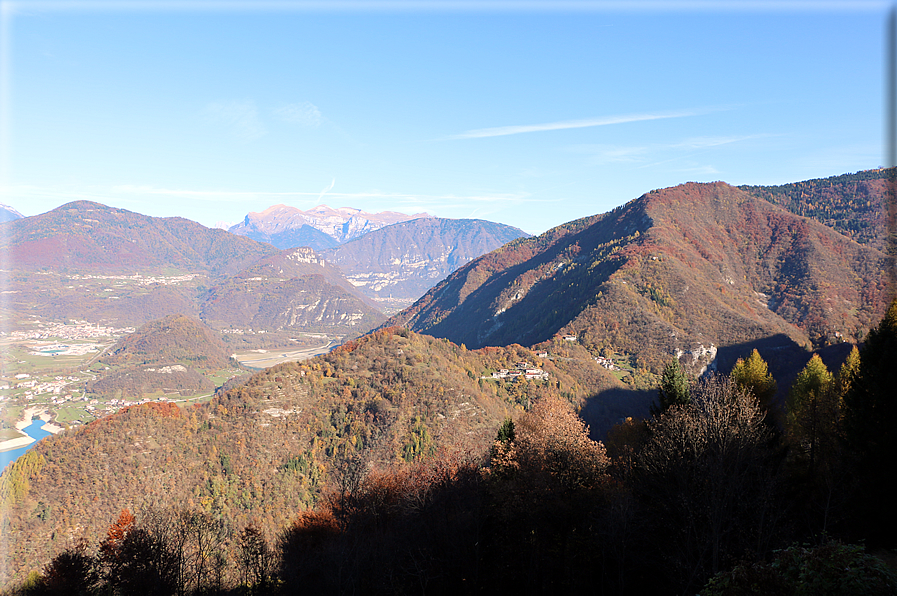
0;317;180;451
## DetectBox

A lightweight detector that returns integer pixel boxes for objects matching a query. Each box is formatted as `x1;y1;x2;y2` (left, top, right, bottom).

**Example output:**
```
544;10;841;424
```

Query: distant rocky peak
230;203;431;246
0;203;24;223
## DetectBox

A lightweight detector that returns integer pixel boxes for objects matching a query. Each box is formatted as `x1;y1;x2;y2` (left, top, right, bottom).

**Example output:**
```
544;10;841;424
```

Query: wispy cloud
447;109;711;140
202;100;266;140
565;144;651;164
316;178;335;203
273;101;323;127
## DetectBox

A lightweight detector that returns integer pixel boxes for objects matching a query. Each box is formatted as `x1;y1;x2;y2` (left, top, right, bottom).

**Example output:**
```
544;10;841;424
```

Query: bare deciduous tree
637;375;782;593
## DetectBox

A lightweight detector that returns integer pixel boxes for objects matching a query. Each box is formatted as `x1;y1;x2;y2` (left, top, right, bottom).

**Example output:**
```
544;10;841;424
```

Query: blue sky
0;1;890;235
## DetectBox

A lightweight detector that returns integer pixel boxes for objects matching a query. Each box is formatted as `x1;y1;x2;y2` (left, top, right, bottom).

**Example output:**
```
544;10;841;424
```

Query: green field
0;406;26;428
54;406;95;425
207;368;247;386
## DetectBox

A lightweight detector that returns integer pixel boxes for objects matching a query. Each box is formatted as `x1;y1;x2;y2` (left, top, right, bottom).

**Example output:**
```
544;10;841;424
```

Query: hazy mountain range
321;218;529;311
0;201;524;332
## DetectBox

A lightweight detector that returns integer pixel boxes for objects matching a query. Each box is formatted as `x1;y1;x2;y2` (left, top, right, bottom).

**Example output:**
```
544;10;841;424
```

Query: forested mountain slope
739;167;892;250
389;182;887;373
102;314;232;369
84;315;233;398
0;327;620;587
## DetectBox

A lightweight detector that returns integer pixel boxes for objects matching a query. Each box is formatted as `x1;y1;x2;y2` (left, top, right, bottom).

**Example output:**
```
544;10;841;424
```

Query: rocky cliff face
321;218;529;313
200;247;385;334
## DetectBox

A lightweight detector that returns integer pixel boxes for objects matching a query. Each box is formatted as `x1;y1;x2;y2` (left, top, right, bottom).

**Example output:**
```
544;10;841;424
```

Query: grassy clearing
53;406;93;425
0;405;25;427
168;393;214;405
609;369;630;382
207;368;246;386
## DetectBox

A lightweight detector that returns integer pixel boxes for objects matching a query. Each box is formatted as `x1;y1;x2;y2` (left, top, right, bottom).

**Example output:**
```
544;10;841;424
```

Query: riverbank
0;407;63;452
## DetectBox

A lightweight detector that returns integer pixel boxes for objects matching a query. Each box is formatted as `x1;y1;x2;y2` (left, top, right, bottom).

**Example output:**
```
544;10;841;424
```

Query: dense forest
739;167;891;250
3;300;896;595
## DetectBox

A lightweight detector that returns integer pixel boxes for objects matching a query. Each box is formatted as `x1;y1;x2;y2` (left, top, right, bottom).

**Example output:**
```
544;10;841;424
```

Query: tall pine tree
786;354;835;471
652;358;690;417
731;349;779;428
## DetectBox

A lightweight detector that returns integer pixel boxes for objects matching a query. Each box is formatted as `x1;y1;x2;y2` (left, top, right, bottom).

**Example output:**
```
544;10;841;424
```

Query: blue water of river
0;419;52;472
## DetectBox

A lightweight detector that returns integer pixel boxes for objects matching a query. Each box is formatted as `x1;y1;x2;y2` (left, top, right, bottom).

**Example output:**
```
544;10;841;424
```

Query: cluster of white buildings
65;272;197;287
7;375;81;401
10;319;134;342
594;356;621;371
489;360;550;381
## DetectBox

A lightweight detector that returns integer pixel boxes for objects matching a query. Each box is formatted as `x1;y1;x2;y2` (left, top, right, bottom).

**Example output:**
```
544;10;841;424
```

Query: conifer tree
730;349;777;411
835;345;861;399
652;358;690;417
786;354;835;470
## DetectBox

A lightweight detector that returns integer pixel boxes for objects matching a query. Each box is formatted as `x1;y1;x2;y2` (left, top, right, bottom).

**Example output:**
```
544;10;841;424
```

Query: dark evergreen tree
842;298;897;546
786;354;835;472
33;540;98;596
496;417;515;443
651;358;690;417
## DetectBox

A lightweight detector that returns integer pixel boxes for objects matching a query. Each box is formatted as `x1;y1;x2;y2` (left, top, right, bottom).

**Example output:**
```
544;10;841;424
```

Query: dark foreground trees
842;298;897;547
635;375;784;592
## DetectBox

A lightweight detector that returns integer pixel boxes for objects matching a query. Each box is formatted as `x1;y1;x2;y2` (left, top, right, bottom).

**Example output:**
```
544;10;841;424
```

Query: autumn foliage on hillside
4;300;897;594
739;167;891;250
102;314;232;370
